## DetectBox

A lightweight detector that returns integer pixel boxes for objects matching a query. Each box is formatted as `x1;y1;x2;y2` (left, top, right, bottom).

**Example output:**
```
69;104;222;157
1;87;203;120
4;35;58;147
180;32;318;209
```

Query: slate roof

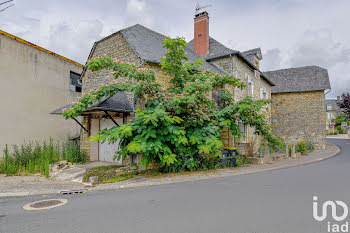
87;24;223;74
242;48;262;60
186;37;237;60
186;37;274;85
241;48;262;64
264;66;331;94
51;92;132;115
83;24;274;85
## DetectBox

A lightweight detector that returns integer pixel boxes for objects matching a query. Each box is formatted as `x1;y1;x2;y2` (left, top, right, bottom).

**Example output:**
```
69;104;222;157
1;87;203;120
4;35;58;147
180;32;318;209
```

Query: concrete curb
0;143;341;198
89;143;341;192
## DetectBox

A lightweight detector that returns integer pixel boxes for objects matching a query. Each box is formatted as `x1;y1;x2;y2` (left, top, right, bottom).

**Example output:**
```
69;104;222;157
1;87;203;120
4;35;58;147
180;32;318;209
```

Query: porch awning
51;92;133;115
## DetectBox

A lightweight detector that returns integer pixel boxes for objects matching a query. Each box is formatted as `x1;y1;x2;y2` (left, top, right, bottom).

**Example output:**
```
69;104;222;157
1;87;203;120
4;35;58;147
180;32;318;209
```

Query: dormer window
327;104;332;110
69;71;82;92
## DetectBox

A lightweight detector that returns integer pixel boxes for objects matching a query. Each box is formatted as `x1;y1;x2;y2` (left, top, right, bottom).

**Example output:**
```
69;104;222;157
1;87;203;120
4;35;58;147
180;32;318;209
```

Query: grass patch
101;173;135;184
83;165;125;184
0;140;86;177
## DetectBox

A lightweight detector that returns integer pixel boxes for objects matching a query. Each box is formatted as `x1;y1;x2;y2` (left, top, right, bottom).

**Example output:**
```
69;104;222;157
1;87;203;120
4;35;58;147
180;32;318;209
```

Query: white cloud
1;0;350;97
261;48;282;71
288;29;350;68
48;20;104;63
125;0;154;27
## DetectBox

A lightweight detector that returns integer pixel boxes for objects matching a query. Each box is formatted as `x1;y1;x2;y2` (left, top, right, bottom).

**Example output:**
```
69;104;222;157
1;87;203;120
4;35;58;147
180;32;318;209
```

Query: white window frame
239;121;248;143
327;104;332;110
260;88;264;99
247;74;254;98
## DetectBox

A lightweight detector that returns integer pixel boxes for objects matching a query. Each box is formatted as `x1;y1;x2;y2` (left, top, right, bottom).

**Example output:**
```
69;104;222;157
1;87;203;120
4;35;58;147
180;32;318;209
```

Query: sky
0;0;349;98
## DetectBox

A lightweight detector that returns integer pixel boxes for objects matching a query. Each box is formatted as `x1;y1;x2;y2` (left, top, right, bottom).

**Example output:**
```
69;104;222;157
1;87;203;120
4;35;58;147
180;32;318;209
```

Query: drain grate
23;199;68;210
59;189;87;195
30;200;62;208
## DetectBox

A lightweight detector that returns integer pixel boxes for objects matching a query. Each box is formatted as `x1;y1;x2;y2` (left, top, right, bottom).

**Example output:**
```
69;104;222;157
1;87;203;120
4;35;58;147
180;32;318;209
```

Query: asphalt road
1;139;349;233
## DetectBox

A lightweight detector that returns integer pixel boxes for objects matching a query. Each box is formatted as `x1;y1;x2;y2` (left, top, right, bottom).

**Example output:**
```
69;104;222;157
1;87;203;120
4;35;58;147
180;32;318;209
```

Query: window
212;86;224;108
260;88;264;99
239;121;248;143
327;104;332;110
70;72;82;92
247;74;254;98
328;113;332;119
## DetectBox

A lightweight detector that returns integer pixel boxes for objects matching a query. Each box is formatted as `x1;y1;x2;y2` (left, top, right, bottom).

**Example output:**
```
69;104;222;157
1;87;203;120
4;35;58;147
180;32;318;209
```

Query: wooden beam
104;111;119;126
72;117;88;132
123;113;128;124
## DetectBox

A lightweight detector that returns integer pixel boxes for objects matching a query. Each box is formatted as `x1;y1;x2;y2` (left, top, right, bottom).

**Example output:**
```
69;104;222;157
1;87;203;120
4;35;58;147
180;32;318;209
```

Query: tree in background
63;37;282;172
337;92;350;119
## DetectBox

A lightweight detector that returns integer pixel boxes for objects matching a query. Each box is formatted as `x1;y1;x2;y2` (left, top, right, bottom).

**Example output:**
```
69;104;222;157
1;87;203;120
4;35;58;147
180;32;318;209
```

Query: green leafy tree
63;37;282;171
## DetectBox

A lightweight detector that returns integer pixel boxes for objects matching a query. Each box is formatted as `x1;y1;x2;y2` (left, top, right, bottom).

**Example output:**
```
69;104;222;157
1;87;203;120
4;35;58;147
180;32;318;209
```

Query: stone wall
81;32;140;159
81;31;273;158
271;90;326;150
210;55;272;153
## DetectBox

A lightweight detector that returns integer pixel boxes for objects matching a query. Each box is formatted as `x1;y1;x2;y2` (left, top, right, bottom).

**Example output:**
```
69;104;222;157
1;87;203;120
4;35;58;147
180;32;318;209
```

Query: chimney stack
194;11;209;56
337;96;341;103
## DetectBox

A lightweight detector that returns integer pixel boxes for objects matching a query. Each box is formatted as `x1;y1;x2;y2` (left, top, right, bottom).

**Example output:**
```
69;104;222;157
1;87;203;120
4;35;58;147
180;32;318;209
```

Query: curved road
1;139;349;233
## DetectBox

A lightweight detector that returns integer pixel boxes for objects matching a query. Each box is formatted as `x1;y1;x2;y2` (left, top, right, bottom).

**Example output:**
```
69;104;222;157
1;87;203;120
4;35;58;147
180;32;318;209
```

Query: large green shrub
64;37;282;172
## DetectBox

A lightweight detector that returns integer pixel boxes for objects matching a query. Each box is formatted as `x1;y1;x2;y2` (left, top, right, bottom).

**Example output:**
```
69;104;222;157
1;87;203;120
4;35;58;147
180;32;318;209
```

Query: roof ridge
123;24;168;39
265;65;326;73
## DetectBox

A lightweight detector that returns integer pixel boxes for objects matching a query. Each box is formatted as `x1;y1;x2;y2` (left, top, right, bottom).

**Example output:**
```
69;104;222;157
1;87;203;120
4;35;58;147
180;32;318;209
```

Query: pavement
327;134;349;139
0;138;348;233
0;143;339;197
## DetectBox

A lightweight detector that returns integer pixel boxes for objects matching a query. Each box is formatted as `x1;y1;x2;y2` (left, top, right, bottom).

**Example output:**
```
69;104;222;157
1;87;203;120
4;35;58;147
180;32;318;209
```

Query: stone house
78;11;274;163
265;66;331;149
325;97;342;130
0;30;83;153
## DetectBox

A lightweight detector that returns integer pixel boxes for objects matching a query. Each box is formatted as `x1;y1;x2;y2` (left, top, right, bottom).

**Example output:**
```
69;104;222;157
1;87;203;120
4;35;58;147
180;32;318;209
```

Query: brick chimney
194;11;209;56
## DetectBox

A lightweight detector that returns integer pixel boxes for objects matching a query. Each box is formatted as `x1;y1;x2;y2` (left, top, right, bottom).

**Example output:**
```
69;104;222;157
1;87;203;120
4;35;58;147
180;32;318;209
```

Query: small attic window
69;71;82;92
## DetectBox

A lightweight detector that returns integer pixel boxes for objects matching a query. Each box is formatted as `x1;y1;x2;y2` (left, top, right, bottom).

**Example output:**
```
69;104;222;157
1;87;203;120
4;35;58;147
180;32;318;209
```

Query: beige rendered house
76;11;274;163
0;30;83;153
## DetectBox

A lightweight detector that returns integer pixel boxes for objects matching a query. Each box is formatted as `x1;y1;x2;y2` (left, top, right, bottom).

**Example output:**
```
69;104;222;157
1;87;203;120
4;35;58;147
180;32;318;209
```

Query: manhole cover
23;199;68;210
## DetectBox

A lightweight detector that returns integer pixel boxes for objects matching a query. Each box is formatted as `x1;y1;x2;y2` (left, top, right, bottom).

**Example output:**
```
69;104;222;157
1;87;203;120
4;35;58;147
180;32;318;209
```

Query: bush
306;141;314;151
295;141;308;154
236;154;251;166
0;139;86;177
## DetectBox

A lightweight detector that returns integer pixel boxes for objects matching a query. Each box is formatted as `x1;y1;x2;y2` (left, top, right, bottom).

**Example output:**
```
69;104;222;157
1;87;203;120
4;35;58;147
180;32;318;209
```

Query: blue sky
0;0;349;98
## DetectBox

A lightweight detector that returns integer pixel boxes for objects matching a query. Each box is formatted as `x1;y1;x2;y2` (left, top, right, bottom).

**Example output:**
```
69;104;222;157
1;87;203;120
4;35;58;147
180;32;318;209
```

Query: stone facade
80;30;273;159
80;33;177;160
271;90;326;150
209;55;272;153
81;32;139;159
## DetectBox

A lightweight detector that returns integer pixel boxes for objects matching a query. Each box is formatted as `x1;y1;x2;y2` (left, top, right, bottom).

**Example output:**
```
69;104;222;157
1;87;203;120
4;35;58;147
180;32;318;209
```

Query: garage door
99;118;123;164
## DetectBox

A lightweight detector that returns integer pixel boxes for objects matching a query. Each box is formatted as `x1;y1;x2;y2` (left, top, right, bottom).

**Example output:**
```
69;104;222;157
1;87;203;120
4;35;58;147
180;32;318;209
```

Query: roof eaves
206;52;275;86
0;30;83;68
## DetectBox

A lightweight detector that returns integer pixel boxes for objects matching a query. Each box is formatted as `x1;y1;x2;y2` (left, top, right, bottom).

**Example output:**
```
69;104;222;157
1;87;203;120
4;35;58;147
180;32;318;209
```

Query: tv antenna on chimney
195;3;211;14
0;0;14;13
